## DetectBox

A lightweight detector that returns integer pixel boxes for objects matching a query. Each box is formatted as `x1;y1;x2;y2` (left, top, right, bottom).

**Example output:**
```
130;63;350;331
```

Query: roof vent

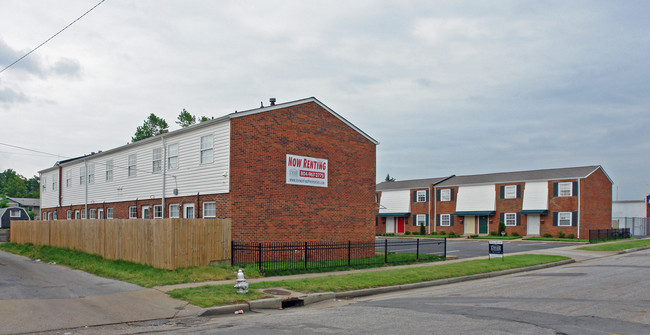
270;98;276;106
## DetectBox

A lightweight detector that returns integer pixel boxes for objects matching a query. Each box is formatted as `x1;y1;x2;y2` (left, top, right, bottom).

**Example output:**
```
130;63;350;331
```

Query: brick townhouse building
376;166;612;239
39;97;378;244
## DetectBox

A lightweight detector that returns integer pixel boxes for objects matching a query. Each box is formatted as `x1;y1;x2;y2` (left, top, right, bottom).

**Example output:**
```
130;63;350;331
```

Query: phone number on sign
300;170;325;179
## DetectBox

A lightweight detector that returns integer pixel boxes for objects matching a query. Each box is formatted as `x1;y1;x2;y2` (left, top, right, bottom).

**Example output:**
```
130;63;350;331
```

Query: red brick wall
579;168;612;238
545;179;579;237
229;102;376;243
434;186;462;235
496;183;525;236
407;188;430;234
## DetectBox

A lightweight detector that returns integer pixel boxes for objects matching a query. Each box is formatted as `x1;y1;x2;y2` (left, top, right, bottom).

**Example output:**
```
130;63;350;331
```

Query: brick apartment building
376;166;612;239
39;97;378;243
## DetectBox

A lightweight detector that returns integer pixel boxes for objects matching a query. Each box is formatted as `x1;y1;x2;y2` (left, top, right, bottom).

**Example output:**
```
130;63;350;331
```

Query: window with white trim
504;185;516;199
129;206;137;219
152;148;162;173
10;209;21;217
142;206;151;219
184;204;195;219
440;189;451;202
106;160;113;181
558;212;572;226
203;202;216;218
53;212;57;220
154;205;163;219
128;154;137;177
416;214;427;226
67;210;72;220
66;170;72;187
505;213;517;226
106;208;113;219
41;176;46;192
168;144;179;169
200;135;213;164
79;166;85;185
75;210;80;219
440;214;450;226
559;182;572;197
89;209;96;219
81;209;86;220
98;209;104;219
417;190;427;202
47;212;52;220
87;164;95;184
51;174;58;191
169;204;180;218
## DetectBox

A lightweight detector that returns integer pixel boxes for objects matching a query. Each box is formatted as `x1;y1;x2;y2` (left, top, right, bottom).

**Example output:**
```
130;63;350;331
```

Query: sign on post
489;240;504;260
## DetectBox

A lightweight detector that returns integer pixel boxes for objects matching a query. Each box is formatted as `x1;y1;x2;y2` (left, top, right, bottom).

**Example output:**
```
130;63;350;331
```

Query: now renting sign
286;154;328;188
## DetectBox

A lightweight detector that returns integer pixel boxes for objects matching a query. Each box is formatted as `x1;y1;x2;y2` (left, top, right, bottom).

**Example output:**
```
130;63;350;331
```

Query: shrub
511;232;520;237
490;231;498;236
557;231;565;238
448;232;457;237
498;222;506;236
420;225;426;236
543;233;553;238
439;231;446;236
405;231;411;235
567;234;575;239
469;234;479;239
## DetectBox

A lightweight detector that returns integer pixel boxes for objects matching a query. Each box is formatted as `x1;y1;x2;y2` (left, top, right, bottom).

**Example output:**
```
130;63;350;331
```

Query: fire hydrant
234;269;249;294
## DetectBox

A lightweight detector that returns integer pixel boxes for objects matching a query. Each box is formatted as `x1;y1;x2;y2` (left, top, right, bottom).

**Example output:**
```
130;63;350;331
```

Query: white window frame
559;182;572;197
106;208;114;219
53;212;57;220
504;185;517;199
67;210;72;220
51;174;58;191
440;189;451;202
89;209;96;219
505;213;517;226
106;160;113;181
87;164;95;184
128;154;137;177
75;210;80;220
558;212;572;226
41;176;46;192
169;204;180;218
98;209;104;220
416;190;427;202
46;212;51;220
168;143;179;169
129;206;137;219
200;135;213;164
416;214;427;226
152;148;162;173
203;202;216;218
142;206;151;219
153;205;163;219
81;209;86;220
184;203;195;219
10;209;21;217
79;166;85;185
440;214;451;226
66;170;72;188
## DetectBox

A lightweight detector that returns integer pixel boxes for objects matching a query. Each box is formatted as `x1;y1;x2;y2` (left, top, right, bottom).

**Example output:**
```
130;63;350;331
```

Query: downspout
433;186;437;233
161;135;166;219
428;185;432;234
84;158;88;220
577;178;581;239
196;192;200;218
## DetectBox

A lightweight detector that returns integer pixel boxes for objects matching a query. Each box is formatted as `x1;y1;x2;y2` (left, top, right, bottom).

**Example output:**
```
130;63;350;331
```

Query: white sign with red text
286;154;328;187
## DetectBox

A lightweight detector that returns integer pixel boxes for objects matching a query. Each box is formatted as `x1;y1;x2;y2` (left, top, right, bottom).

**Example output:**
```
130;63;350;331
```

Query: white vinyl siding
440;214;451;226
522;182;548;211
505;213;516;226
378;190;411;215
39;170;60;208
203;202;216;218
456;185;496;212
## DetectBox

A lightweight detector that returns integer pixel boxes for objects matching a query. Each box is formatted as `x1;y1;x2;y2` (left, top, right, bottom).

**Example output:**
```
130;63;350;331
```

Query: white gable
379;190;411;214
456;185;495;212
522;182;548;211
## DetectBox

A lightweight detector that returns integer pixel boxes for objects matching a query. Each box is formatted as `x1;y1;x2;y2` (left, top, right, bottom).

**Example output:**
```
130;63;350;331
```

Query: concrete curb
618;245;650;254
198;259;575;316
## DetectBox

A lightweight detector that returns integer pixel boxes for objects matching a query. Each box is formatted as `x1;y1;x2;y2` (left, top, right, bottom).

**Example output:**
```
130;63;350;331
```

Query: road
50;249;650;334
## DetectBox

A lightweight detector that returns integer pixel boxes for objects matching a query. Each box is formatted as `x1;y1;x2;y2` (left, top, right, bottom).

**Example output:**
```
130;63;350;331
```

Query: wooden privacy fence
10;218;231;270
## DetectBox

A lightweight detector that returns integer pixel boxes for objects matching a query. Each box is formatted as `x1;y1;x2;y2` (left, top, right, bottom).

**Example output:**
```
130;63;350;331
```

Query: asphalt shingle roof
376;177;451;191
436;166;602;187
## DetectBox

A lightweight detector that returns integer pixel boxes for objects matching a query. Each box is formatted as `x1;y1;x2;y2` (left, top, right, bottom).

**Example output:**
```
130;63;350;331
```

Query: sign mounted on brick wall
286;154;328;188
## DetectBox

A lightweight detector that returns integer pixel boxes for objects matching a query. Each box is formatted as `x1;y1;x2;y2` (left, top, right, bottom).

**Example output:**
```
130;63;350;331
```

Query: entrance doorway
527;215;540;236
464;216;476;235
397;217;405;234
479;216;488;235
386;217;395;234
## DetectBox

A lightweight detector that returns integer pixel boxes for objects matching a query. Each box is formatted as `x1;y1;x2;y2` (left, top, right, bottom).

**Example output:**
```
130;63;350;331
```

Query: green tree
176;108;196;128
0;169;29;198
132;113;169;142
384;173;396;182
199;116;210;122
0;195;8;208
25;176;39;198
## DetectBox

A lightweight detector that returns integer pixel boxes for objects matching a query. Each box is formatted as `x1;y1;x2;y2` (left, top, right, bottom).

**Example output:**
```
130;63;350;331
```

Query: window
75;210;80;219
200;135;213;164
152;148;162;173
416;214;427;226
417;190;427;202
66;170;72;187
67;210;72;220
142;206;151;219
98;209;104;219
106;208;113;219
89;209;96;219
559;182;572;197
203;202;216;218
106;160;113;181
440;189;451;202
128;154;137;177
184;204;195;219
87;164;95;184
505;213;517;226
53;212;57;220
10;209;21;217
154;205;163;219
504;185;516;199
440;214;450;226
168;144;179;169
51;174;58;191
80;166;85;185
129;206;137;219
81;209;86;219
169;204;180;218
558;212;572;226
47;212;52;220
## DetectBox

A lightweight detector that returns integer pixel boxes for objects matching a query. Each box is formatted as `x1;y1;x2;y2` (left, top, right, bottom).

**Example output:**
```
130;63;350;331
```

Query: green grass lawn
522;237;589;242
0;242;262;287
578;239;650;251
470;236;521;240
168;254;569;307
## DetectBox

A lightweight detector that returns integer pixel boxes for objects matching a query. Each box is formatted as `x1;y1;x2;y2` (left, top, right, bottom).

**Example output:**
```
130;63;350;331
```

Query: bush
511;232;520;237
543;233;553;238
469;234;479;239
448;232;457;237
498;222;506;236
557;231;565;238
439;231;446;236
420;225;426;236
405;231;411;235
490;231;498;236
567;234;575;239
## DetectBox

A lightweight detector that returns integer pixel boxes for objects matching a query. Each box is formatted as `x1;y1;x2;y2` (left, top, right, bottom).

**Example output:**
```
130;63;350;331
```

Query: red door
397;217;405;234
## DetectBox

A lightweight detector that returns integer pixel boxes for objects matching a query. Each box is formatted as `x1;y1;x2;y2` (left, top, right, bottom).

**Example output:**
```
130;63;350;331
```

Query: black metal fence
232;238;446;275
589;228;631;243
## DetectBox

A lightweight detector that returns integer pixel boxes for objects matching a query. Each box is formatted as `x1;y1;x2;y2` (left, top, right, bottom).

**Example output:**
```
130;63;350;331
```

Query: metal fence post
416;238;420;260
305;241;308;270
231;241;234;266
258;243;262;272
444;237;447;258
384;239;388;264
348;240;351;266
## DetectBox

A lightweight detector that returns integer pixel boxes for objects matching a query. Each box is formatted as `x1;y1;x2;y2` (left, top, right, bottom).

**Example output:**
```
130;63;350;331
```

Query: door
527;214;540;236
183;204;195;219
142;206;151;219
386;217;395;234
397;217;405;234
479;216;488;235
464;216;476;235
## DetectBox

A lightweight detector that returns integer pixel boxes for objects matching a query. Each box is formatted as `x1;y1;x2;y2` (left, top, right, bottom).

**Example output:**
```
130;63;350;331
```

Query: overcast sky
1;0;649;200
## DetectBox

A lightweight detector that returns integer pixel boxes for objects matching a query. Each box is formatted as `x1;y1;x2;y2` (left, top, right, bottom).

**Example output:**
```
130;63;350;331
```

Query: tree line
131;109;211;142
